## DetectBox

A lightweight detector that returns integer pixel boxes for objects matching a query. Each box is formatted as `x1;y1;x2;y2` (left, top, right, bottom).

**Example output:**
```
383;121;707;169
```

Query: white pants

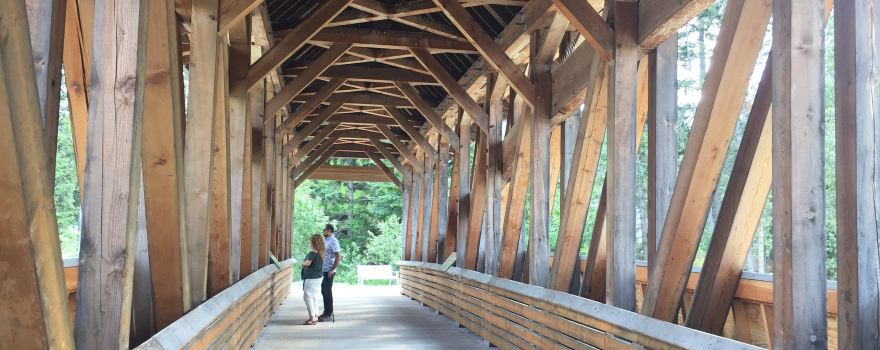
303;277;323;318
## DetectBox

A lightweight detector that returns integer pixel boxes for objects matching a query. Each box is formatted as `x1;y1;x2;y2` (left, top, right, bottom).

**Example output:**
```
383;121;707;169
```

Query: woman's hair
309;234;326;263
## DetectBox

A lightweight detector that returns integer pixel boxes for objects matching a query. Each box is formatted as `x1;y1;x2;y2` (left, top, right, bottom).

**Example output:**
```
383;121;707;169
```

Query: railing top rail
398;261;759;350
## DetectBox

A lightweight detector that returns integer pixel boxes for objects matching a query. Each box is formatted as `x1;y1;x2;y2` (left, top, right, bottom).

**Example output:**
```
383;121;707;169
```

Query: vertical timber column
186;0;220;306
772;0;828;348
435;139;450;261
401;179;411;260
207;46;232;297
62;0;92;193
0;0;74;346
259;95;275;267
228;18;250;282
142;0;189;327
527;30;553;288
605;0;638;311
456;114;473;268
249;75;265;272
445;142;460;261
485;74;505;276
835;0;880;347
419;154;435;261
74;0;147;345
25;0;65;177
646;37;677;274
403;175;415;260
428;138;444;263
239;17;257;277
410;171;422;260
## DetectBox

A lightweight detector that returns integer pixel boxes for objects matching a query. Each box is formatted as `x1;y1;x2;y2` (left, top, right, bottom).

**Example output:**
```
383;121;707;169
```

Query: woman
301;234;325;325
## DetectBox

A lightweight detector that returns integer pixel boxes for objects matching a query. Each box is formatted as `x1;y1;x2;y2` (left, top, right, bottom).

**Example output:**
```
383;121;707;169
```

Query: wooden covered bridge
1;0;877;349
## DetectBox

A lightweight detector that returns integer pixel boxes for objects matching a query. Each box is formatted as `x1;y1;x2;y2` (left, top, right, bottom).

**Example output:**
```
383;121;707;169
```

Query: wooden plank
395;82;460;148
427;139;442;262
265;44;350;118
834;0;880;347
277;78;346;132
284;65;439;85
240;48;257;278
405;175;419;259
638;0;713;51
550;0;613;61
0;1;74;346
246;75;265;274
498;99;532;279
434;139;451;261
465;133;488;270
432;0;536;107
185;0;221;307
25;0;66;178
646;37;677;274
141;0;189;329
410;48;489;131
207;46;233;298
548;61;605;292
605;0;638;312
245;0;352;89
418;155;435;261
62;0;92;193
258;103;275;268
308;27;476;53
771;0;828;347
686;57;772;334
74;0;147;345
641;0;771;321
414;167;428;261
455;116;472;268
218;0;260;33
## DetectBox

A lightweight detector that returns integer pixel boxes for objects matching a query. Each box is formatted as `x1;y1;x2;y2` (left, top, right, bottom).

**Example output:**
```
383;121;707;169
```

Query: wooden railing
135;260;293;349
399;261;758;350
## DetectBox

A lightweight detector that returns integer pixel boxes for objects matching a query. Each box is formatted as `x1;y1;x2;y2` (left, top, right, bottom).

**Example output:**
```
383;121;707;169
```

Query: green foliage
54;77;82;259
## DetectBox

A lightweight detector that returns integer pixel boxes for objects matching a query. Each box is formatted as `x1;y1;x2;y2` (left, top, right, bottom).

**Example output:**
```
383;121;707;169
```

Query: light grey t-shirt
323;234;340;272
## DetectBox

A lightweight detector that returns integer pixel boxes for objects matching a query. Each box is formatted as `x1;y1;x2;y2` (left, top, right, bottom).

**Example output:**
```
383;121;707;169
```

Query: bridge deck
253;284;487;349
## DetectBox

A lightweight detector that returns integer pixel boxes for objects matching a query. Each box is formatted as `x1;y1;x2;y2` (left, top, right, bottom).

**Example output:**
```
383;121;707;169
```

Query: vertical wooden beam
466;132;488;270
527;29;553;288
444;141;460;261
435;140;451;261
409;172;421;259
247;77;265;273
74;0;147;345
835;0;880;347
549;53;605;292
646;37;677;274
771;0;827;347
62;0;92;193
456;114;472;267
259;96;275;267
641;0;771;320
400;180;411;259
484;74;505;276
25;0;66;177
239;21;259;278
605;0;638;311
207;46;232;297
228;17;251;282
417;154;434;261
427;140;442;262
141;0;189;329
498;99;532;279
0;0;74;346
185;0;221;307
414;169;427;261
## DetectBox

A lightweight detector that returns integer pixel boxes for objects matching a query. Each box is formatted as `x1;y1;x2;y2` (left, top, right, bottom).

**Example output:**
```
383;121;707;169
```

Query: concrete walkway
252;283;486;349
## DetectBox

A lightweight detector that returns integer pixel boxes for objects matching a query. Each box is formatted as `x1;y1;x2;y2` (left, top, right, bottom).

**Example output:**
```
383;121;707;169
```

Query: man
319;224;341;321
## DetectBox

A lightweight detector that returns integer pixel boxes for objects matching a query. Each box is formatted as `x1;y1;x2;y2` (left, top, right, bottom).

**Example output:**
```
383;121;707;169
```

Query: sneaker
318;314;333;322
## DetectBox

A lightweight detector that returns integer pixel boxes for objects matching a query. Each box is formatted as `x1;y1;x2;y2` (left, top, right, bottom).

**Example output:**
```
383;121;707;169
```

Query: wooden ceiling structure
1;0;878;349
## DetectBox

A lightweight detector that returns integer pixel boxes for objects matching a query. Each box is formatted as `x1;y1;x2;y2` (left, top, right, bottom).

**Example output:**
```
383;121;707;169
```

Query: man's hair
324;224;335;232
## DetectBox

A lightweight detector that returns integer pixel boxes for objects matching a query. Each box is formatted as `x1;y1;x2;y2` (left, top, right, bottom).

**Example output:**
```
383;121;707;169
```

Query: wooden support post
74;0;147;345
835;0;880;346
466;132;488;270
208;46;232;298
259;101;275;268
686;58;772;334
427;140;441;262
142;0;189;328
484;74;506;276
444;142;460;261
456;114;472;268
186;0;221;307
771;0;828;347
414;170;427;261
228;17;251;282
548;53;605;292
62;0;92;193
409;173;421;259
641;0;771;321
605;0;639;311
417;155;435;261
498;99;532;279
434;139;451;262
25;0;65;178
0;1;74;346
401;180;411;259
527;30;553;288
646;37;677;274
248;76;265;273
